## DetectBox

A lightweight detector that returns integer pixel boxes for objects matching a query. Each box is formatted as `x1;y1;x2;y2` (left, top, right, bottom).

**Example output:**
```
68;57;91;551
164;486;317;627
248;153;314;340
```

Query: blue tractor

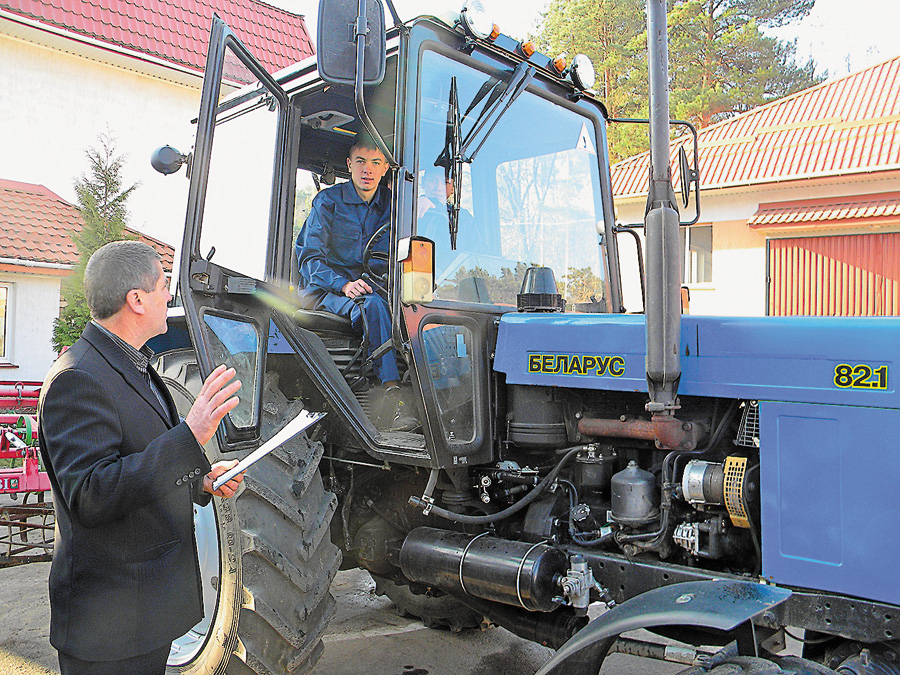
151;1;900;673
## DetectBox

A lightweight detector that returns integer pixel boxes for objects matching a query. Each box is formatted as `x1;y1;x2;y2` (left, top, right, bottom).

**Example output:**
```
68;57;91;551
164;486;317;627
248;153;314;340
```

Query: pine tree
536;0;648;161
52;136;138;351
536;0;821;160
667;0;819;127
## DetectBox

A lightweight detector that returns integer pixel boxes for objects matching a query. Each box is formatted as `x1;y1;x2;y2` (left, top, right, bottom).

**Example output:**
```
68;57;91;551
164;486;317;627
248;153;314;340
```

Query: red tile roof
612;56;900;198
0;0;314;75
748;192;900;229
0;178;175;271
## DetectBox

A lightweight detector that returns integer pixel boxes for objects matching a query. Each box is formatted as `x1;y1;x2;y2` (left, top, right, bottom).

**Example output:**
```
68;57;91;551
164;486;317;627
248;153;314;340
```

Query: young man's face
347;146;389;202
422;172;452;203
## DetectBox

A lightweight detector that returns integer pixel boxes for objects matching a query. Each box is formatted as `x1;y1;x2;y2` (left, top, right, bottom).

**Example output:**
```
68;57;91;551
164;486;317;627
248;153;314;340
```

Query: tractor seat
290;246;355;335
292;307;354;335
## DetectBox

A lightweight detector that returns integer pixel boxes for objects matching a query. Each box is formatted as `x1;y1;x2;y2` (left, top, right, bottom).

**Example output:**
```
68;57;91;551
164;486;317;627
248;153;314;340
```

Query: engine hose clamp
458;532;490;597
516;540;547;610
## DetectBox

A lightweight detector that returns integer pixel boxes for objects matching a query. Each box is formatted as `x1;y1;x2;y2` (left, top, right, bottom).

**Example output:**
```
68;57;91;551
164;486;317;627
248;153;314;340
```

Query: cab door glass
421;322;476;444
201;311;262;430
199;44;280;281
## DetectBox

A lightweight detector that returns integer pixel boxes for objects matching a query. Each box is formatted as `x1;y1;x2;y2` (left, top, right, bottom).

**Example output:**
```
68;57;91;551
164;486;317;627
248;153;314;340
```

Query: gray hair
84;240;161;320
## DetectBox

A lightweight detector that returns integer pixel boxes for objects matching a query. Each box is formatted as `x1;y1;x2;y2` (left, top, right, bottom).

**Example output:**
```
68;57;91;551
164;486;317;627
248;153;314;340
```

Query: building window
681;225;713;284
0;285;8;361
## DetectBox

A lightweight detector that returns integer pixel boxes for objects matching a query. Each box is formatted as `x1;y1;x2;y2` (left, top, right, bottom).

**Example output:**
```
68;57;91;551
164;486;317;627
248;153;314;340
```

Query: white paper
211;409;326;491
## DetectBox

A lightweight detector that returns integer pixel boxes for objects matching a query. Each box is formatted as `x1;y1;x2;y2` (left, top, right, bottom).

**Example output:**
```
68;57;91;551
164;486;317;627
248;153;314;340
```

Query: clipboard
212;409;326;491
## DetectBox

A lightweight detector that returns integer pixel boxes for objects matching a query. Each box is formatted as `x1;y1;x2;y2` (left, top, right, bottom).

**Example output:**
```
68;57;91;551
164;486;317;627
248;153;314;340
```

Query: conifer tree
52;136;138;351
537;0;820;161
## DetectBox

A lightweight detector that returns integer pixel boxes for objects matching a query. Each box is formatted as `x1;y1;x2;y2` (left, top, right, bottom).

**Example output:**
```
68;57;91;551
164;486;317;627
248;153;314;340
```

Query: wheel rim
168;500;220;666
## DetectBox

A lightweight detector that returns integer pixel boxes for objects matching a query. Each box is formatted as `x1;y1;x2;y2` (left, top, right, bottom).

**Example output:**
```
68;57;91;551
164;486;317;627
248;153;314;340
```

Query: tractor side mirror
317;0;386;86
678;145;693;208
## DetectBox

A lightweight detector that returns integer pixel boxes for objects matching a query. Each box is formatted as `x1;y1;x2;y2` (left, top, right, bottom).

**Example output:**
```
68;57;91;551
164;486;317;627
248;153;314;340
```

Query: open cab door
179;16;290;450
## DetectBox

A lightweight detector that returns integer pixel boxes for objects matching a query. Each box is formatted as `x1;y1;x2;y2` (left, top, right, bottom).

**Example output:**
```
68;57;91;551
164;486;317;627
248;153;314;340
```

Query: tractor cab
167;6;621;471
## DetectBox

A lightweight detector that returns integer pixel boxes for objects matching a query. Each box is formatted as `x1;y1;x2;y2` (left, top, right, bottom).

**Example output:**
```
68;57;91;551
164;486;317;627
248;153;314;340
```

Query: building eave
0;9;204;89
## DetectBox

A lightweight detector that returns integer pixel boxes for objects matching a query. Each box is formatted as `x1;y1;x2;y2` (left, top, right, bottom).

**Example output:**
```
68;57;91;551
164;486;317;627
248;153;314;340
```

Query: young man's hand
342;279;373;299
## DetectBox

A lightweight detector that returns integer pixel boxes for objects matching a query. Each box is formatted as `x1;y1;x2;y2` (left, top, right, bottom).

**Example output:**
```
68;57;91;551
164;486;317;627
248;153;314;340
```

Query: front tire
157;350;341;675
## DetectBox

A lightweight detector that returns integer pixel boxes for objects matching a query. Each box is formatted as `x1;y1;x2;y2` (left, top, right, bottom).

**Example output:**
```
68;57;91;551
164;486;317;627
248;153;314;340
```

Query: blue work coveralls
295;182;399;383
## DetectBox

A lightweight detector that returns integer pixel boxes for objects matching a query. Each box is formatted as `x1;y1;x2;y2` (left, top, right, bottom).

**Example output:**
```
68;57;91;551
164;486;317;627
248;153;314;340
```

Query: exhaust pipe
644;0;681;416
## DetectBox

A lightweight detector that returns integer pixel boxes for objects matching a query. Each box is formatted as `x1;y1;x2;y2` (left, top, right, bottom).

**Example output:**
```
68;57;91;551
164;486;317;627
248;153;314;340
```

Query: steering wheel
362;222;390;292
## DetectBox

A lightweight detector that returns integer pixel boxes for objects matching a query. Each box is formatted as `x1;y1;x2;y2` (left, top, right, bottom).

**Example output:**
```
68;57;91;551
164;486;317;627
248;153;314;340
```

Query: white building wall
613;172;900;316
0;32;201;253
0;272;63;382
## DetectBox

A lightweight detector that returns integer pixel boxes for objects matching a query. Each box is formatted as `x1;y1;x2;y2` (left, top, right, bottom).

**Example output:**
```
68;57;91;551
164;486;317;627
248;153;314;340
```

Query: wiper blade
446;77;462;249
460;61;534;162
433;64;534;249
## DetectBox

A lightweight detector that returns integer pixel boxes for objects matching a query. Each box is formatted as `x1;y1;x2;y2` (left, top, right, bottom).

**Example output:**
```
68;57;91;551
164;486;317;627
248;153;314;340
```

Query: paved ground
0;560;683;675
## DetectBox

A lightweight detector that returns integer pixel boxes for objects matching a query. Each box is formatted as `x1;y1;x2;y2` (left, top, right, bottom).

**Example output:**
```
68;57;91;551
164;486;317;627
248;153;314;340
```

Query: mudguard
535;579;791;675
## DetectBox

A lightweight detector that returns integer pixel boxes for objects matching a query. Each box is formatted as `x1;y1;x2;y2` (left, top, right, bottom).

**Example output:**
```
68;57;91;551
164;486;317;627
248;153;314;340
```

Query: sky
276;0;900;82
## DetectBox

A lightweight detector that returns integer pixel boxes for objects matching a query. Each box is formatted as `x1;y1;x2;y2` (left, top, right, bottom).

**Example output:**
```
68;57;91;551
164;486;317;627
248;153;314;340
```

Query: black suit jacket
38;322;212;661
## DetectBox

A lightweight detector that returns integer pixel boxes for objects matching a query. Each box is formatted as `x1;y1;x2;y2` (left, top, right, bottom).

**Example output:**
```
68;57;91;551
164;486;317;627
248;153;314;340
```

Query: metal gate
767;232;900;316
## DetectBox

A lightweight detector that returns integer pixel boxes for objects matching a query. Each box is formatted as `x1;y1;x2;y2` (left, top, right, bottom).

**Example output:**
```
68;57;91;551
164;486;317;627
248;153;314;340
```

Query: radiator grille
735;400;760;448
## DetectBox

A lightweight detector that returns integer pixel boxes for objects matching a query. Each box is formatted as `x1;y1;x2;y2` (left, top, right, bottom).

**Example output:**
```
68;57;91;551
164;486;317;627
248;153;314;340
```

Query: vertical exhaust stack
644;0;681;418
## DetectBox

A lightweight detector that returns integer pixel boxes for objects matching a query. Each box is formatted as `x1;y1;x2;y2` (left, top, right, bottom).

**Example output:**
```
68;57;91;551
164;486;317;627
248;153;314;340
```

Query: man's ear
124;289;146;316
347;157;352;172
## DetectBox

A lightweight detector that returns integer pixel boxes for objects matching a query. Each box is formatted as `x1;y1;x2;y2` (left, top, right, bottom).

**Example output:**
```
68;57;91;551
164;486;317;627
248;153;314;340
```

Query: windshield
415;49;610;310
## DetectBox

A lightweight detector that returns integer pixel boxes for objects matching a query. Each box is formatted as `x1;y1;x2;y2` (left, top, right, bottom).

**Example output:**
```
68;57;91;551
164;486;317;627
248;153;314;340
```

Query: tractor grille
735;400;759;448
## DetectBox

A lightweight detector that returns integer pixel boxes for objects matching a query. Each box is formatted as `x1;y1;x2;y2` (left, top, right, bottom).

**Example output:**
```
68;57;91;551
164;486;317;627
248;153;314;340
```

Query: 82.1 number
834;363;889;390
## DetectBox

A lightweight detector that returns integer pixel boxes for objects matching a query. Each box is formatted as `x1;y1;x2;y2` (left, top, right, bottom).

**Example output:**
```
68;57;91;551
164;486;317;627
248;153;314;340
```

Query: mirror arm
383;0;403;28
354;0;397;166
608;117;701;225
680;120;701;225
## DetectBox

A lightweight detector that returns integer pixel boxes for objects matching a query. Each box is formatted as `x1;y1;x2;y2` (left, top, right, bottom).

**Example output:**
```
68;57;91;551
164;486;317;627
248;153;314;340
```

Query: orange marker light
551;54;567;74
401;238;434;304
489;24;500;40
520;41;536;57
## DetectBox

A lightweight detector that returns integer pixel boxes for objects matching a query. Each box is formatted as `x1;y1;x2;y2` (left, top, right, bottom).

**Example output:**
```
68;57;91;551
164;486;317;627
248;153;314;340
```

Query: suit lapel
81;323;173;428
148;364;179;426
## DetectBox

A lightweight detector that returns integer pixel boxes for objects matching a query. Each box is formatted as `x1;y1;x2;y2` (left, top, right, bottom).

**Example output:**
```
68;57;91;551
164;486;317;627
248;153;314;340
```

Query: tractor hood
493;312;900;409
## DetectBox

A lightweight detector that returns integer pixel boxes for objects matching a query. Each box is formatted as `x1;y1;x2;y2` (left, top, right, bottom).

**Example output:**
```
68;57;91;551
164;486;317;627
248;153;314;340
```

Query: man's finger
203;367;238;400
199;364;227;396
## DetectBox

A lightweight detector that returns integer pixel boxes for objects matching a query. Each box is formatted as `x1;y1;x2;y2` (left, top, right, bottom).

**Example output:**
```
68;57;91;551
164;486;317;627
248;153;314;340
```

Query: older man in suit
38;240;244;675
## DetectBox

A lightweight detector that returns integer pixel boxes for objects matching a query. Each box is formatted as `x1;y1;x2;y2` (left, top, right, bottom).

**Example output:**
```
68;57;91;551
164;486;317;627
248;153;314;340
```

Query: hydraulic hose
408;446;586;525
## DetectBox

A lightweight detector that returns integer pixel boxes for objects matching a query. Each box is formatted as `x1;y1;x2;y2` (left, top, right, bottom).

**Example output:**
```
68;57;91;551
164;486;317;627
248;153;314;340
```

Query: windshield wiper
445;77;463;249
434;63;534;249
460;61;534;162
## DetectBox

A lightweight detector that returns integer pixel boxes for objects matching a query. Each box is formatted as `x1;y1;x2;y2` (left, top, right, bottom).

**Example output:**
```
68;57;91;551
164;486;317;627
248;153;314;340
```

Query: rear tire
157;350;341;675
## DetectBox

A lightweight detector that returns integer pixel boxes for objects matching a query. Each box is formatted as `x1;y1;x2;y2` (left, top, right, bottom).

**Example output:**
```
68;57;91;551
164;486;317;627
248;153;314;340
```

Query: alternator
681;458;750;528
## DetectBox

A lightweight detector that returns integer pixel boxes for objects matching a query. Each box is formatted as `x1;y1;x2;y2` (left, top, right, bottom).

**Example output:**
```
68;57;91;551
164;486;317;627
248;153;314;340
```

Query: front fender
536;579;791;675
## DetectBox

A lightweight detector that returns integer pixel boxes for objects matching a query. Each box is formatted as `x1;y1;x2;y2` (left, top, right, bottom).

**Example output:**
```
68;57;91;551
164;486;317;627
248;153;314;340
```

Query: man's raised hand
185;364;241;446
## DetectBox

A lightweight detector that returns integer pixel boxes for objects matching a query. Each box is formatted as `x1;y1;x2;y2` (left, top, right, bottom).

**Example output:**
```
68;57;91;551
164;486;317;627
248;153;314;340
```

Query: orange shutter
768;233;900;316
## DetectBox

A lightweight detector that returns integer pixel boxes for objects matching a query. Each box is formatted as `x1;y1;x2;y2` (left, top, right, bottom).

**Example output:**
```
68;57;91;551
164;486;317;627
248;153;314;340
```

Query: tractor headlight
459;0;496;39
569;54;596;91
